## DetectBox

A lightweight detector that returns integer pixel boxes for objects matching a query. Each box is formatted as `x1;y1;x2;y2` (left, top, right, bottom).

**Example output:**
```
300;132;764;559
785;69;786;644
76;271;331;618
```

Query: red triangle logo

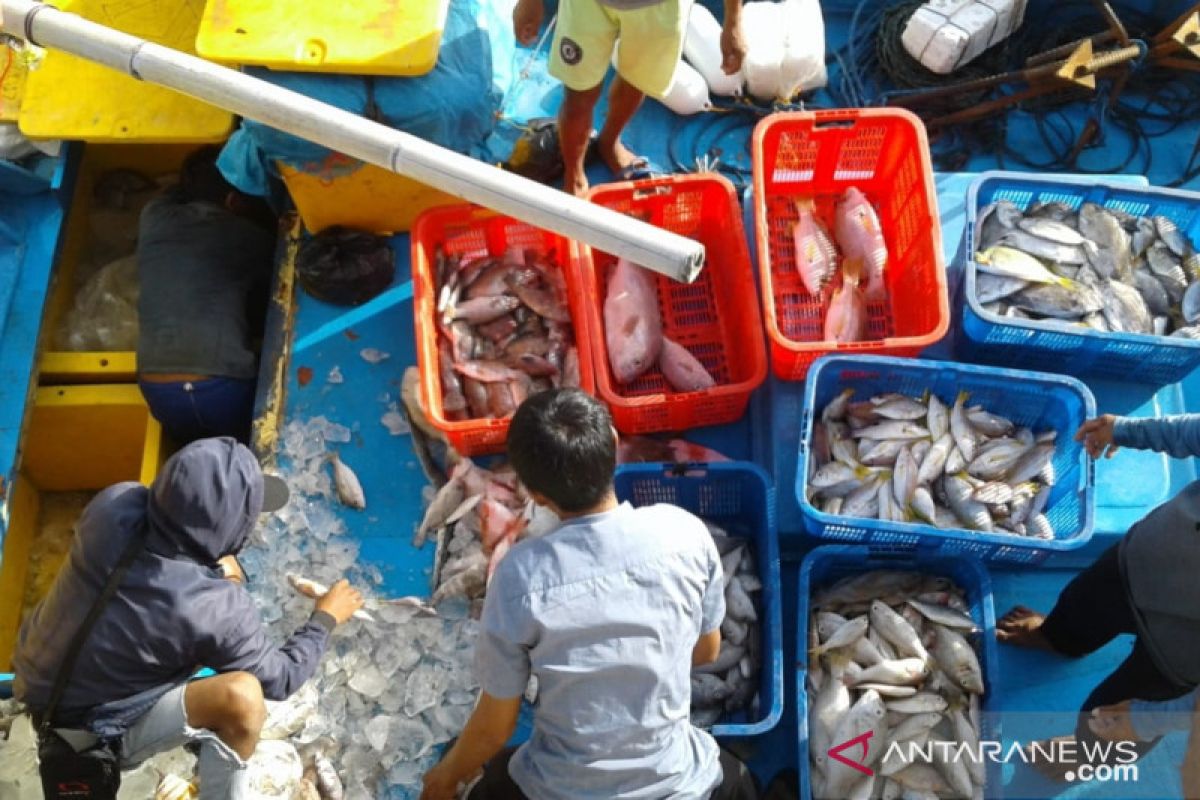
827;731;875;777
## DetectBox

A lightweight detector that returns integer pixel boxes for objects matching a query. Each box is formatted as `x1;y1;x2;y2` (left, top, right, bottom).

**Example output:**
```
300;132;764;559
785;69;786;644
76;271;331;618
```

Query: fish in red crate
835;187;889;300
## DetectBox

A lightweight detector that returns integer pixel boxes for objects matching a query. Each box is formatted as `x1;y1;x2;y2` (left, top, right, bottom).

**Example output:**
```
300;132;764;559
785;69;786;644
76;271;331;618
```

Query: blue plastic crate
798;355;1096;565
960;170;1200;386
615;461;784;738
796;546;1000;800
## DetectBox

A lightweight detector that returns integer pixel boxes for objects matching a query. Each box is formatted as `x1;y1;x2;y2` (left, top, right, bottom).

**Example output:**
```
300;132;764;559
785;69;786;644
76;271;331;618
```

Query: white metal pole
1;0;707;283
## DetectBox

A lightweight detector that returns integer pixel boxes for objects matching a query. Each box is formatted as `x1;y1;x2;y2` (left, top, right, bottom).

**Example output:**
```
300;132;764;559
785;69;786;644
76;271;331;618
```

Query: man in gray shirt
137;147;277;445
421;389;757;799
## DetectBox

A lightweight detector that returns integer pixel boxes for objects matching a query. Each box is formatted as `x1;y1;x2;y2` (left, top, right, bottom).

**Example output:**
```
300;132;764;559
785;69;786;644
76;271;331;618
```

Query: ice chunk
360;348;391;364
404;663;449;718
380;410;410;436
348;664;388;699
245;740;303;798
365;715;394;752
261;682;318;740
0;715;48;798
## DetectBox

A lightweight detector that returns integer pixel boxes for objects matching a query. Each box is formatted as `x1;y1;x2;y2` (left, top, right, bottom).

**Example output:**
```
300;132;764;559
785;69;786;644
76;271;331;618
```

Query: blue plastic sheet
218;0;517;196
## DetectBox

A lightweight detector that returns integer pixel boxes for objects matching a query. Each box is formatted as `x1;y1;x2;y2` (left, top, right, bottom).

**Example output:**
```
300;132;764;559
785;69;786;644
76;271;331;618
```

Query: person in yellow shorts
513;0;745;196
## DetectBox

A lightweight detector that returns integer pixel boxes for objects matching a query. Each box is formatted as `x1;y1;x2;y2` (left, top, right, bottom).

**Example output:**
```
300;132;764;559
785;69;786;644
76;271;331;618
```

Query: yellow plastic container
280;159;459;235
196;0;449;76
18;0;233;142
0;43;27;123
0;385;163;669
40;143;199;384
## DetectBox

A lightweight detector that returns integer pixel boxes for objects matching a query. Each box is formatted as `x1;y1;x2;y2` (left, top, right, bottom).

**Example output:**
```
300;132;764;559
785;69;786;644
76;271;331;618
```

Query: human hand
1088;701;1140;742
719;18;747;75
314;579;365;625
1074;414;1120;459
217;555;245;584
419;762;461;800
513;0;543;47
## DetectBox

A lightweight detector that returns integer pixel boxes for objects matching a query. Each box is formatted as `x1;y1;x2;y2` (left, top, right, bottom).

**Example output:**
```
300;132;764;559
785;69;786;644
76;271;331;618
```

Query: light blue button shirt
475;501;725;800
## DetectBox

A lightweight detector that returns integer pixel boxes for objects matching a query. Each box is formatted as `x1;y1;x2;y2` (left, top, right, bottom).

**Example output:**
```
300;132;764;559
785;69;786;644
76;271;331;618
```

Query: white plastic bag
660;59;714;115
778;0;827;98
683;4;744;97
741;1;786;102
55;254;140;352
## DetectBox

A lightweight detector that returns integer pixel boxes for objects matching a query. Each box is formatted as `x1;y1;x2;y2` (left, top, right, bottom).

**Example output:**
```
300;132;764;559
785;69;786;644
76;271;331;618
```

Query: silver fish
1027;200;1075;222
975;272;1029;304
1102;279;1153;334
911;487;937;525
886;692;948;714
1079;203;1132;277
1010;281;1104;319
725;577;758;623
851;634;886;667
1184;282;1200;324
814;571;927;609
926;394;948;441
944;475;993;532
853;421;931;441
1155;215;1188;257
892;765;950;796
1172;324;1200;340
975;246;1069;285
1132;270;1172;317
893;446;919;509
1133;217;1157;258
976;200;1021;249
823;388;855;422
972;481;1015;504
809;659;852;770
330;453;366;509
932;626;985;694
944;445;966;476
891;711;943;744
1027;513;1054;539
952;708;985;786
825;690;889;797
857;682;918;699
966;408;1014;437
967;438;1030;480
861;438;906;467
1018;216;1086;246
949;392;977;463
870;601;930;663
906;599;979;633
814;615;870;655
874;395;929;420
998;229;1085;264
722;615;749;647
1006;443;1056;485
812;462;864;491
694;642;746;675
691;673;733;704
843;477;884;518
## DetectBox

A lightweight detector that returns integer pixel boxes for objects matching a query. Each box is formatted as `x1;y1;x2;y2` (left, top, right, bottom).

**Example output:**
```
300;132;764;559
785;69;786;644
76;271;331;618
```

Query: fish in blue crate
806;569;986;800
690;520;762;729
973;198;1200;338
808;386;1058;539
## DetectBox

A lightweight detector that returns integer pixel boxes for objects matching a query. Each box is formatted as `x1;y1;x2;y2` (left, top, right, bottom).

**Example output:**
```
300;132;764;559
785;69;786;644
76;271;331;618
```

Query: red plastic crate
581;174;768;434
751;108;949;380
411;204;595;456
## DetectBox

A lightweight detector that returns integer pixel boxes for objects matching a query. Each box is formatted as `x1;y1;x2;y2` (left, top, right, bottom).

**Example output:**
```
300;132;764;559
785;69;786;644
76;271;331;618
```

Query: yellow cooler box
0;385;163;669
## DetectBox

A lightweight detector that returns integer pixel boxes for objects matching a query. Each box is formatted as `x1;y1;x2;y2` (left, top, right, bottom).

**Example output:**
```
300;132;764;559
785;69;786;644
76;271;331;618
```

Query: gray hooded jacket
14;438;333;735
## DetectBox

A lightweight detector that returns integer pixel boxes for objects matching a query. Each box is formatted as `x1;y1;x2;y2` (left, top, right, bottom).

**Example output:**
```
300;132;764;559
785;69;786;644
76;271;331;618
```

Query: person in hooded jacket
14;437;364;798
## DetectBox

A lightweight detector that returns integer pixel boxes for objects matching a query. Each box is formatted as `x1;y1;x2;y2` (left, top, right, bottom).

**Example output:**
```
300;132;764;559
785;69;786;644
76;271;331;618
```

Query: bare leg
996;605;1055;651
559;84;603;197
596;75;645;176
184;671;266;760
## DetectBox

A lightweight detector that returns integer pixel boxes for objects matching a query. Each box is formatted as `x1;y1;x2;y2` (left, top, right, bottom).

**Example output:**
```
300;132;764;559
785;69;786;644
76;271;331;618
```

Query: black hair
507;389;615;513
177;146;237;206
175;146;277;230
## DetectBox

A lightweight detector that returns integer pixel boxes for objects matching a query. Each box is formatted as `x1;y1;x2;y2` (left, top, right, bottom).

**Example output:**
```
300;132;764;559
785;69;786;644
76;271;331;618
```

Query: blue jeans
139;376;256;445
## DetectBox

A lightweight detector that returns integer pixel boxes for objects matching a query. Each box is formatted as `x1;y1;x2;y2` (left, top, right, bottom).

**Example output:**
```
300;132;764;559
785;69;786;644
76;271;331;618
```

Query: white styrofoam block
901;0;1027;75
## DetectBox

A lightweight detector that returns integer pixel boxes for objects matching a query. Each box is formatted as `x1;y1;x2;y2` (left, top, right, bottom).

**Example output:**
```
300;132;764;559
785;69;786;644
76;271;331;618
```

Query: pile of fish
603;256;717;392
973;199;1200;338
791;187;889;344
807;570;986;800
433;246;582;420
807;387;1060;539
691;521;762;728
418;455;561;615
